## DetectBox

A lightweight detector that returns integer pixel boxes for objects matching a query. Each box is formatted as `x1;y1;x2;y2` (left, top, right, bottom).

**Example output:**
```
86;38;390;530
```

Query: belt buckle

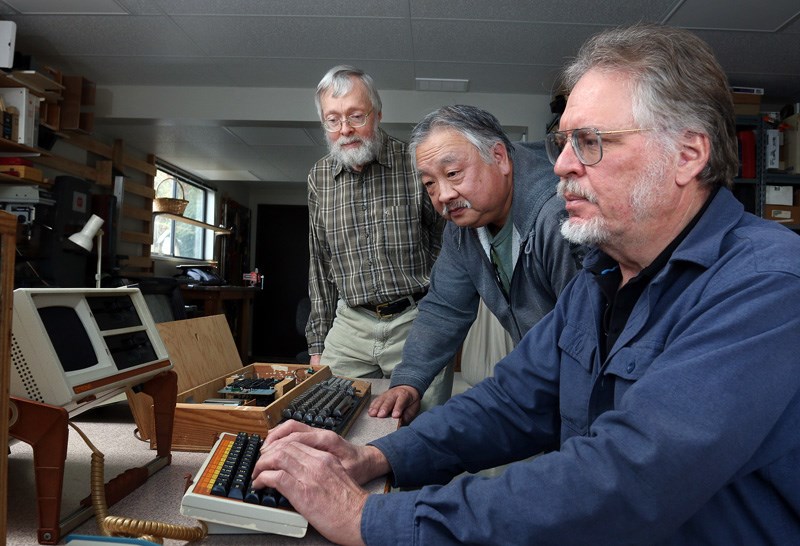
375;301;393;320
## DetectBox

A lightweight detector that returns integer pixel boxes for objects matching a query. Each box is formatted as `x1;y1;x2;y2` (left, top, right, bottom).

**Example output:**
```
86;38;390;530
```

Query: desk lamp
68;214;104;288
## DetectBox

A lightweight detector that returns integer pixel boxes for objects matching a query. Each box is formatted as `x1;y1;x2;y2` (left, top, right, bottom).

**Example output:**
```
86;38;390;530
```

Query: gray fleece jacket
390;140;582;395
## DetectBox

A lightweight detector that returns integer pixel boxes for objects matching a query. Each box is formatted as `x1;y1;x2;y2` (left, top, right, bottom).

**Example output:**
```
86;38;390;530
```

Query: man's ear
493;142;513;176
675;130;710;187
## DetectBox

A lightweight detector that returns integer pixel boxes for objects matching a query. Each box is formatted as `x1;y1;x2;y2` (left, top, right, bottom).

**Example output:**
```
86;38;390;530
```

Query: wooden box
127;315;371;452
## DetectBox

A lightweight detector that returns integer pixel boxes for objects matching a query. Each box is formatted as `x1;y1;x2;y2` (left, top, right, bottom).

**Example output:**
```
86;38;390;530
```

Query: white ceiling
2;0;800;187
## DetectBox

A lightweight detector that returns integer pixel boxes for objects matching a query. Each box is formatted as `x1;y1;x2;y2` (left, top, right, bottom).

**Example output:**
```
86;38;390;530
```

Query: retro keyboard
181;431;308;537
180;377;364;537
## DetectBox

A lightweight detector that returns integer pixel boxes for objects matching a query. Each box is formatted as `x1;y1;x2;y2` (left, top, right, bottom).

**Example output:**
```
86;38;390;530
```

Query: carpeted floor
6;381;396;546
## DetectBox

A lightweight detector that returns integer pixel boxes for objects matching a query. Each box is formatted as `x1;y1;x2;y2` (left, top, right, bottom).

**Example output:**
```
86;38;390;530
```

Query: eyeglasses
544;127;651;166
322;110;373;132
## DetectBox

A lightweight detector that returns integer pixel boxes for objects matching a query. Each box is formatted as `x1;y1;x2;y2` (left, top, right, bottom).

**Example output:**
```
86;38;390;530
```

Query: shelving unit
0;68;65;132
734;115;800;230
59;75;95;134
0;70;159;281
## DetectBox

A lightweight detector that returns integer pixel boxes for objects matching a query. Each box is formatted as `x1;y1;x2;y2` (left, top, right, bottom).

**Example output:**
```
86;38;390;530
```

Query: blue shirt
365;187;800;545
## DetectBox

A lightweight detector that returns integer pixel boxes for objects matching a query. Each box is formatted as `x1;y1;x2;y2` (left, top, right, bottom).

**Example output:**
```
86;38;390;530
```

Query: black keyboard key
260;487;279;507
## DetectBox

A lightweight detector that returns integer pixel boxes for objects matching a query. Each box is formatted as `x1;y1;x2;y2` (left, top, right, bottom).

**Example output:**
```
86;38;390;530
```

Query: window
151;167;216;260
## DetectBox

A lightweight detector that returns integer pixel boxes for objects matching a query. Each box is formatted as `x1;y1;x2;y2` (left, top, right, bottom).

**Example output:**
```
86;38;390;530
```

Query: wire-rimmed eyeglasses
544;127;651;166
322;110;373;132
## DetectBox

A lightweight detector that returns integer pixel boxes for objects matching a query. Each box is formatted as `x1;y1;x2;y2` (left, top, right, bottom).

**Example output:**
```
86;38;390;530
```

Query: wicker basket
153;178;189;216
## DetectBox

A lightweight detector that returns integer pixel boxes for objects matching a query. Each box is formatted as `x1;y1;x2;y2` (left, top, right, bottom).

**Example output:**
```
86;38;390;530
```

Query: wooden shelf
0;70;64;102
154;212;231;235
0;171;48;186
0;138;44;157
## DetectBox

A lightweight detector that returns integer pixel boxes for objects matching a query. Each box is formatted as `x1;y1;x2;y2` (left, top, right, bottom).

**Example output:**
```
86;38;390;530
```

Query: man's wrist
388;382;422;400
363;445;392;482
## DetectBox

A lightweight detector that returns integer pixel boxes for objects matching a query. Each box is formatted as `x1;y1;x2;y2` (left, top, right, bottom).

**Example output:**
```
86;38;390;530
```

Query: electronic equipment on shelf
181;377;363;536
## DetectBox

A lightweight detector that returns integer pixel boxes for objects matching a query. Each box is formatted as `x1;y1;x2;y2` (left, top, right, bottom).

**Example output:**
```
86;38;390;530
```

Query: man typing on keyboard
252;23;800;546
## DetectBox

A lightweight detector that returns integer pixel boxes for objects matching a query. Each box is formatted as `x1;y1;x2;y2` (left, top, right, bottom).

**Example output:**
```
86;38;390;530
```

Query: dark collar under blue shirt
590;188;718;361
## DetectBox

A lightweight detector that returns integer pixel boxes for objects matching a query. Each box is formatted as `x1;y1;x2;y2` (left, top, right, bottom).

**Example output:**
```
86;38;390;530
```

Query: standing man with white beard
305;66;451;408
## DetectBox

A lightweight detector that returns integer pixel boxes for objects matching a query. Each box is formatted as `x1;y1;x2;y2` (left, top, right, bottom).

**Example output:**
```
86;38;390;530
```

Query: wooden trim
95;160;113;187
35;155;98;182
121;204;153;222
59;132;113;158
124;155;158;177
121;230;154;245
119;255;154;269
0;211;18;542
121;180;155;199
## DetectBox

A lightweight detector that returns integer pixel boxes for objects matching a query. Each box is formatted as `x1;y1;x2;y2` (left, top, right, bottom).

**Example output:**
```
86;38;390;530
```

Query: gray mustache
442;200;472;216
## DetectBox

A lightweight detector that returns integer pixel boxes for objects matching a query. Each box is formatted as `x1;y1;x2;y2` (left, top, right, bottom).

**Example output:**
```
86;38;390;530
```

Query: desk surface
6;379;397;546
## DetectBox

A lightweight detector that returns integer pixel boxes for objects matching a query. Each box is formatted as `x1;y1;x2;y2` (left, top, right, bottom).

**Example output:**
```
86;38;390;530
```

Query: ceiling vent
415;78;470;92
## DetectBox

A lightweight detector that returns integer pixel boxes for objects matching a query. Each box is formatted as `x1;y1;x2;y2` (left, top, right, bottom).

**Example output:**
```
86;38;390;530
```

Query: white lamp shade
68;214;104;251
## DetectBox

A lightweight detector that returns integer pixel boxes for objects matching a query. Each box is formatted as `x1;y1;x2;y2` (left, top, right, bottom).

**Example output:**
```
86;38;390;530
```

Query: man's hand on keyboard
252;421;390;546
368;385;421;424
258;420;390;485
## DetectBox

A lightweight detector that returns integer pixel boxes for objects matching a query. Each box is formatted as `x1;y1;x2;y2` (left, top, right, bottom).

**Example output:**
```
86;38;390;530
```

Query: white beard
560;214;610;246
329;130;382;170
557;177;610;246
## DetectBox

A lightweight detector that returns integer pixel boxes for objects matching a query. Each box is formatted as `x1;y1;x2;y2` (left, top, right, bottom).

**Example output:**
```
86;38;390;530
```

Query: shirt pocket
558;323;597;437
380;205;420;269
604;343;662;404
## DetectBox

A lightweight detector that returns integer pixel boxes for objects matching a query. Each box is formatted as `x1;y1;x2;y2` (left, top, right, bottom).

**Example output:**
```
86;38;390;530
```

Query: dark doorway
252;204;309;361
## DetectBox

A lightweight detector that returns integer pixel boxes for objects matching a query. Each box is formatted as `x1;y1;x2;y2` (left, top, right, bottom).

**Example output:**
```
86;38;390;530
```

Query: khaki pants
321;300;454;411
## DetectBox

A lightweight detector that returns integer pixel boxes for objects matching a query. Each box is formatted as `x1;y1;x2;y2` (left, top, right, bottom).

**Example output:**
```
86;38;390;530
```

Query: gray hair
560;23;738;189
409;105;515;169
315;65;383;120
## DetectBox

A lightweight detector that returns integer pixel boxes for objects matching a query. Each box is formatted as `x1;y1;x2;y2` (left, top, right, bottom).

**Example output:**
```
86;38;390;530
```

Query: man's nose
553;140;584;177
339;121;355;136
438;182;458;203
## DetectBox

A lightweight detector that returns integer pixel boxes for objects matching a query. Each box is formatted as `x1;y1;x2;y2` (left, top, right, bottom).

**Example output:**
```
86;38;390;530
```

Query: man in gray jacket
369;105;581;422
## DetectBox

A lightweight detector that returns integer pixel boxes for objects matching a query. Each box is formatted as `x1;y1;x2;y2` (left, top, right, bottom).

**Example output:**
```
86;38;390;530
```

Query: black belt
360;291;426;319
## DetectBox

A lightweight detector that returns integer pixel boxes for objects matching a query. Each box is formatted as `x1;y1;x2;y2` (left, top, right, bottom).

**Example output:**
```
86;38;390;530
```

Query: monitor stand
8;368;177;545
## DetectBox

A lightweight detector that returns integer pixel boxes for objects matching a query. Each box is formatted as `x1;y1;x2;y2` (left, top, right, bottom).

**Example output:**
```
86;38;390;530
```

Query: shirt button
626;362;635;373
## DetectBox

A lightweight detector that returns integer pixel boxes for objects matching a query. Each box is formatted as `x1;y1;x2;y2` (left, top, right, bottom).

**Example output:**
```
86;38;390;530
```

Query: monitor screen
38;306;98;372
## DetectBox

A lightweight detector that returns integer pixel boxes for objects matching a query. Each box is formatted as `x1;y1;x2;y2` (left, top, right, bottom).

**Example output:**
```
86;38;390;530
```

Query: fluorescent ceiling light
194;169;260;181
5;0;128;15
415;78;470;92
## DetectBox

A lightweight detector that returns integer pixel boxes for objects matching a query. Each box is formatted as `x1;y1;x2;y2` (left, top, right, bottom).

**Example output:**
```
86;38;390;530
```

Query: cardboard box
0;164;43;182
766;185;793;206
763;205;800;224
732;92;761;116
127;315;372;452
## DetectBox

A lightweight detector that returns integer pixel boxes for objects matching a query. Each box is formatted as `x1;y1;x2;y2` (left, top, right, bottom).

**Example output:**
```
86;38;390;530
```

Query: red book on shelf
737;130;756;179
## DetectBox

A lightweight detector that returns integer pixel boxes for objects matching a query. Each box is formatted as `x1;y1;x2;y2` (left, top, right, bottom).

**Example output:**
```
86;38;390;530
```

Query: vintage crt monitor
10;287;172;415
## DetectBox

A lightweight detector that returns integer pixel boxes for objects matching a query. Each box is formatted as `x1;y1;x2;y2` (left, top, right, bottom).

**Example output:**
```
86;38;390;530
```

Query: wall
98;85;554;275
